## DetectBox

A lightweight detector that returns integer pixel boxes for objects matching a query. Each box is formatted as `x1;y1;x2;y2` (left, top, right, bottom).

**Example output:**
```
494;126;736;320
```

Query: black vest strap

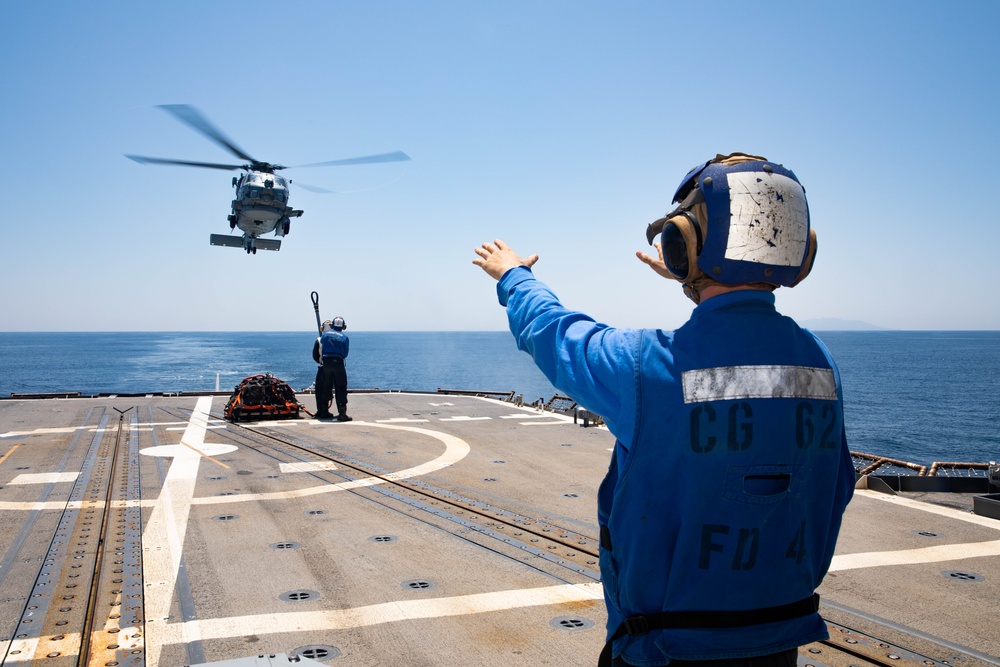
598;594;819;667
600;525;613;550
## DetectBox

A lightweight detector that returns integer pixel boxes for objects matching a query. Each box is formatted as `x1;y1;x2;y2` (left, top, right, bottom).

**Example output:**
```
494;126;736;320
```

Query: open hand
473;239;539;281
635;242;675;280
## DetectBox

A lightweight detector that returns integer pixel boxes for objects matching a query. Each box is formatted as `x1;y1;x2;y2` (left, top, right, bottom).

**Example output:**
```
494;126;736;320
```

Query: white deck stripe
1;420;230;438
521;420;574;426
8;472;79;485
854;489;1000;530
149;524;1000;648
153;517;1000;644
830;539;1000;572
143;396;213;667
188;422;470;505
158;583;604;643
165;425;227;431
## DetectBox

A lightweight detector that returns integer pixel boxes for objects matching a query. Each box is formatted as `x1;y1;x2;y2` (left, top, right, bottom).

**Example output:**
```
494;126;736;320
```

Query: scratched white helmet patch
724;171;808;266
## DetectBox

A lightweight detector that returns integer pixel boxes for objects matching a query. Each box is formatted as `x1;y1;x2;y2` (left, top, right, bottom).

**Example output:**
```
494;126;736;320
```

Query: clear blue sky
3;2;997;331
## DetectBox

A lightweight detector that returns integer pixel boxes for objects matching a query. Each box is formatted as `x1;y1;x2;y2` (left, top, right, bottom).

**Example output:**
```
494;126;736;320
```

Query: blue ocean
1;331;997;466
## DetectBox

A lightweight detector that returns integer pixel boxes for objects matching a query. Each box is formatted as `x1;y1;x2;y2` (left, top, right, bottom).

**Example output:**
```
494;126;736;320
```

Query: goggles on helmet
645;180;706;281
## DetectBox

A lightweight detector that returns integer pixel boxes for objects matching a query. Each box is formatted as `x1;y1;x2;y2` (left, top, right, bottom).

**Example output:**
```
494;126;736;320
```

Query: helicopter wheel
252;247;257;255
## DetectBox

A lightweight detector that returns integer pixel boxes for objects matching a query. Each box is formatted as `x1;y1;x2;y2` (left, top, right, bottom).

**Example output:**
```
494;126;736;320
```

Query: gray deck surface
0;393;997;667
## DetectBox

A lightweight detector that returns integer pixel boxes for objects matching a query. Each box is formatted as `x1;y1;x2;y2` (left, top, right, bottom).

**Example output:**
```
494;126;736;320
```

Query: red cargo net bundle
224;373;304;422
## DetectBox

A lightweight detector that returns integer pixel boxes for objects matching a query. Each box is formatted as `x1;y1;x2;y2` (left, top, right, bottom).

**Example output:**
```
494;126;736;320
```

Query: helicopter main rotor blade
292;181;335;194
289;150;411;168
157;104;257;163
124;154;245;171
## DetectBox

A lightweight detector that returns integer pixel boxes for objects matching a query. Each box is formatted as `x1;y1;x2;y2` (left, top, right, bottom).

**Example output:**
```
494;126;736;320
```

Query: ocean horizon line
3;329;1000;334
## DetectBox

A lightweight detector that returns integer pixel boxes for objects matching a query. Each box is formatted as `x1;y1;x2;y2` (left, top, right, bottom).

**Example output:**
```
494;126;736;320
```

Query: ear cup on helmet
658;211;703;282
790;229;817;287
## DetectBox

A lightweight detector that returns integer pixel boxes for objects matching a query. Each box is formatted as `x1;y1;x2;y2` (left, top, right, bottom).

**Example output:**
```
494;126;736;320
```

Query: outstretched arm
635;241;675;280
473;239;539;280
472;240;638;446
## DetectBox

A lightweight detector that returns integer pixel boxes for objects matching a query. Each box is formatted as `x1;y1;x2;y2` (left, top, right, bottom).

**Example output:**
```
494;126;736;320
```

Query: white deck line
157;582;605;643
1;420;230;438
854;488;1000;531
186;421;470;505
830;539;1000;571
520;420;575;426
143;396;214;667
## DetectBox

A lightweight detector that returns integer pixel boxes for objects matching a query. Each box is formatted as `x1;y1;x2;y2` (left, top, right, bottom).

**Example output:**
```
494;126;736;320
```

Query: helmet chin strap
681;275;717;305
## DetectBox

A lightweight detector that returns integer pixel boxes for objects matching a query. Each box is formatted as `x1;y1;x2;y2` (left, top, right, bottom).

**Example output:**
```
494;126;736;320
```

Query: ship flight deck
0;392;997;667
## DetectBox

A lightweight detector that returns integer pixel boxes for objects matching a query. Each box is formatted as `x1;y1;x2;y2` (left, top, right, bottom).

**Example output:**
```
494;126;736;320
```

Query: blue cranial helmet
646;153;817;302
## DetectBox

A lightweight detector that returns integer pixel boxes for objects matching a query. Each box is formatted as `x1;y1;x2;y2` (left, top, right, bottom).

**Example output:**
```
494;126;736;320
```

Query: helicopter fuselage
127;104;408;255
229;171;303;239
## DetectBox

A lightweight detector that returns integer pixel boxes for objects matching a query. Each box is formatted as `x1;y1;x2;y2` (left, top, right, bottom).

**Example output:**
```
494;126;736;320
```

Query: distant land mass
799;318;886;331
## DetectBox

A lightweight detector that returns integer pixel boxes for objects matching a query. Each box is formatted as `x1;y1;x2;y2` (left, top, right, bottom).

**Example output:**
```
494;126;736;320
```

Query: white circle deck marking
189;420;470;505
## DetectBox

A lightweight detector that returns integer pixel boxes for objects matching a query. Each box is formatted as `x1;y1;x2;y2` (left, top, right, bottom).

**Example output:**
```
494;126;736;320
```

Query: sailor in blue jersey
312;317;351;422
474;153;854;667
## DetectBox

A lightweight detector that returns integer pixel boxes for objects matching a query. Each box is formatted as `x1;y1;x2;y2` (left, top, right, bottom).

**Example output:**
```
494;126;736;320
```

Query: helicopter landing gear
228;214;237;230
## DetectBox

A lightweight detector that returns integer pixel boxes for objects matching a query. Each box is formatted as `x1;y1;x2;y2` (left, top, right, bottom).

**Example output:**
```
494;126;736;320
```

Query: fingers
636;246;675;280
472;239;538;279
636;242;667;265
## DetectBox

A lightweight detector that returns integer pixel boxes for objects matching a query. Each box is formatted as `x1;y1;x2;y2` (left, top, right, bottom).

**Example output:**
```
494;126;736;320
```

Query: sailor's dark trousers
315;356;348;416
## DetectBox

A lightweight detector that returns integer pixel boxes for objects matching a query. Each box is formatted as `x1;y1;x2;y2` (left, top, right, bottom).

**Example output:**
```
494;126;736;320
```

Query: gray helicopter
126;105;410;254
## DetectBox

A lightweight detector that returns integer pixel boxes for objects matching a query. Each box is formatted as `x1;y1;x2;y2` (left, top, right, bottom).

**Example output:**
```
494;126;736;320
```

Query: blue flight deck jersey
496;266;855;665
320;331;349;359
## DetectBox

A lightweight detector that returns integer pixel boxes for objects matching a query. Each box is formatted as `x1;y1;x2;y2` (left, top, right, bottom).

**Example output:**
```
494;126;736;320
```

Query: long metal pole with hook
311;291;322;335
309;291;330;416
